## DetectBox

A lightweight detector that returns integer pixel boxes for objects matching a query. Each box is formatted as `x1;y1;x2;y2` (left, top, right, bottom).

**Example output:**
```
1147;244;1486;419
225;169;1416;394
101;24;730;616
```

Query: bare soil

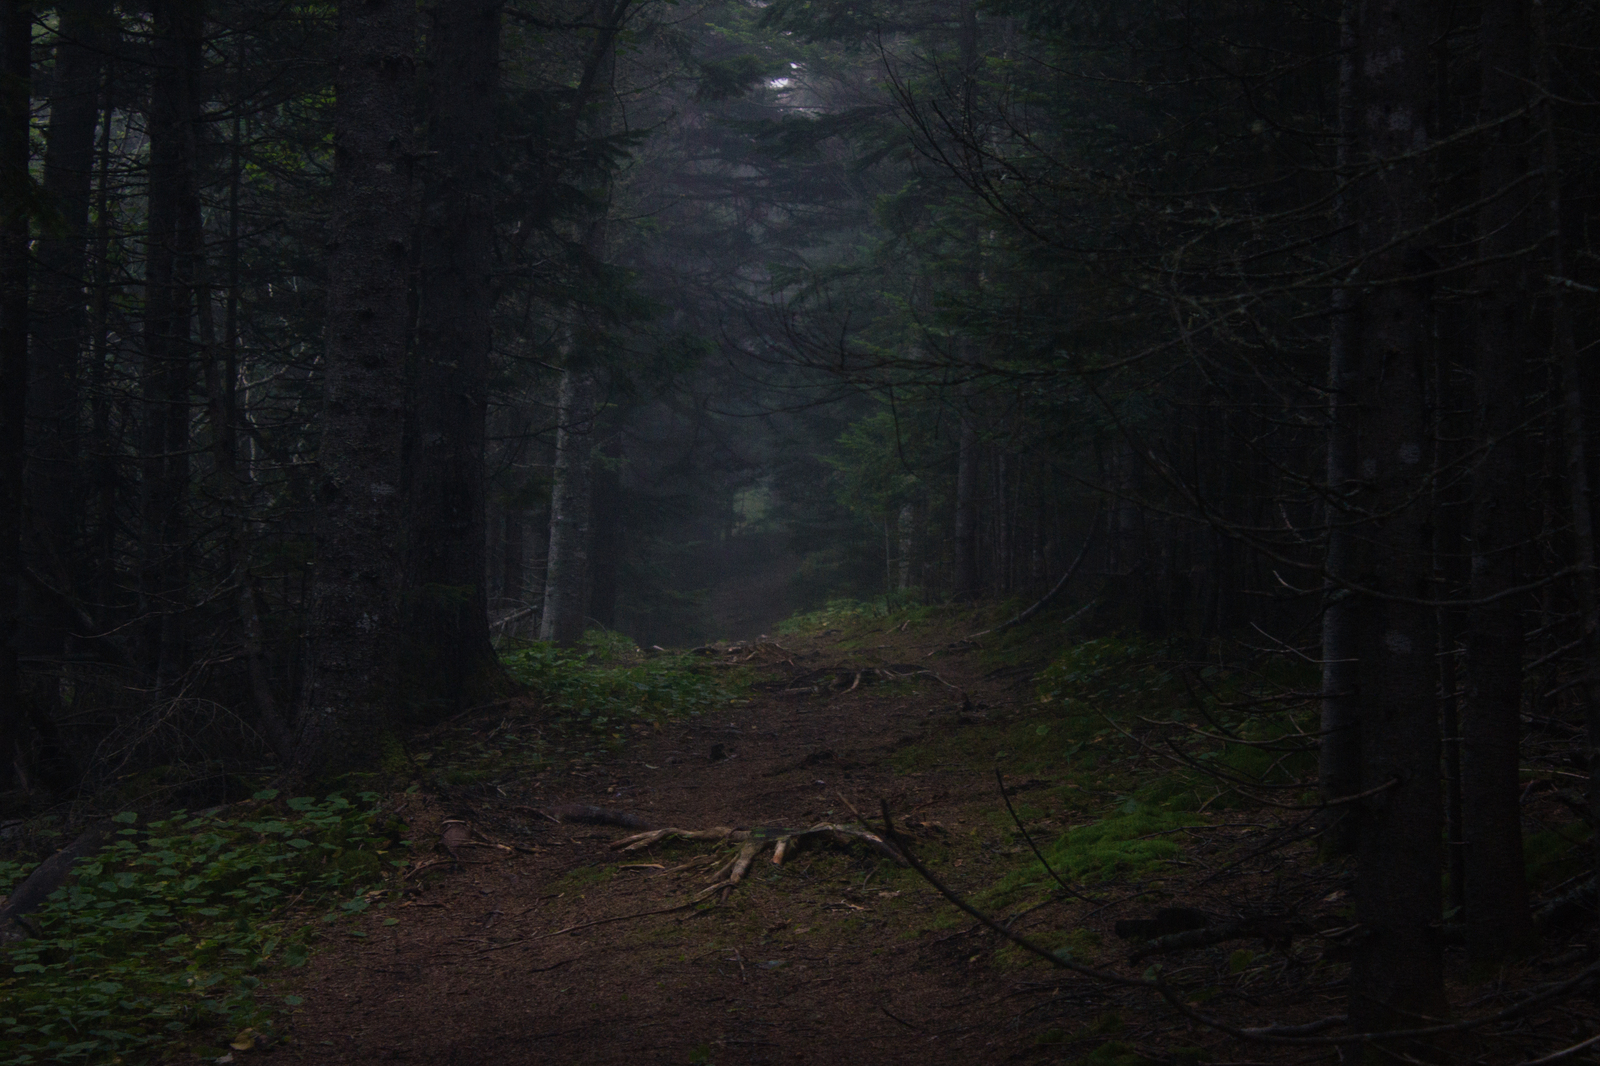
265;623;1596;1066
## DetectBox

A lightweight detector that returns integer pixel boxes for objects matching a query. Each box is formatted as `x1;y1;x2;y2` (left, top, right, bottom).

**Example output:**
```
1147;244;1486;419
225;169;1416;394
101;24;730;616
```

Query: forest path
273;623;1066;1066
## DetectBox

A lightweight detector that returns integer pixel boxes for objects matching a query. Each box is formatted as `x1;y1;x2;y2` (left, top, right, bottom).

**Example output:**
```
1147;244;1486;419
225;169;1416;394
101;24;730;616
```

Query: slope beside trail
274;629;1050;1066
263;617;1137;1066
268;619;1379;1066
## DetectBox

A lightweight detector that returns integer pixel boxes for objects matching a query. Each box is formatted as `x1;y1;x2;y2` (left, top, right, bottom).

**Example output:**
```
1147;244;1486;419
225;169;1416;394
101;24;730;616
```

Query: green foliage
1079;1041;1159;1066
501;634;729;737
776;591;931;635
1037;637;1175;717
0;792;398;1065
990;803;1200;902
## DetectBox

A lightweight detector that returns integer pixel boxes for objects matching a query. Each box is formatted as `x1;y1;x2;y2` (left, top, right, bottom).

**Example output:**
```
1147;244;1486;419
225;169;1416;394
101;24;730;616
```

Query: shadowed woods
3;0;1600;1062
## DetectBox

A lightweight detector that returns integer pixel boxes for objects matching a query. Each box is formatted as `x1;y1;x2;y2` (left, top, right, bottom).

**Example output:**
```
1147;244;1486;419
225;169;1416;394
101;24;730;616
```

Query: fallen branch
877;800;1600;1048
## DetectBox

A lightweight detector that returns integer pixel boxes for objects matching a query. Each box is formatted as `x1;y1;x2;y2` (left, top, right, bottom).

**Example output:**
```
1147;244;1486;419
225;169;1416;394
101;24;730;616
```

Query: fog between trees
2;0;1600;1042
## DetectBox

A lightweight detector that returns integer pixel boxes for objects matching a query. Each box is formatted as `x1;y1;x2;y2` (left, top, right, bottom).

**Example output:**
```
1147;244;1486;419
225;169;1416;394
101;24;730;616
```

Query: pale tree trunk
951;0;982;603
295;0;417;772
402;0;503;713
1318;0;1362;856
192;170;294;763
1347;0;1447;1034
1461;0;1534;965
540;6;622;646
0;0;33;787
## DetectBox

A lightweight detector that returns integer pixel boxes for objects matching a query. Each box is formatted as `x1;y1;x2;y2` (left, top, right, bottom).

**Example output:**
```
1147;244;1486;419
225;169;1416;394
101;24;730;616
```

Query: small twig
1521;1031;1600;1065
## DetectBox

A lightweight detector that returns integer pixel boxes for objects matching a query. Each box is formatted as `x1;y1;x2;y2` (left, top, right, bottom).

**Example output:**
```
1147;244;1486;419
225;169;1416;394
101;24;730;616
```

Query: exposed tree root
612;822;904;896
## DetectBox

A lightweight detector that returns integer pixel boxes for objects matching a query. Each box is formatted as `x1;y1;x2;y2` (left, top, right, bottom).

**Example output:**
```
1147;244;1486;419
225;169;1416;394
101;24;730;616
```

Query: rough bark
295;0;417;772
137;0;202;692
28;0;109;596
950;0;982;604
588;433;622;630
402;0;503;714
539;8;620;647
1318;0;1362;857
1347;0;1447;1034
540;367;596;646
0;0;32;787
953;413;980;599
1527;0;1600;901
1461;0;1534;965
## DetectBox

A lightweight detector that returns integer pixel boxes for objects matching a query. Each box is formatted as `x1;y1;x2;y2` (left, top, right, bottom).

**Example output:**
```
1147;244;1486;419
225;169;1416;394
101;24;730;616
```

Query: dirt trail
275;633;1060;1066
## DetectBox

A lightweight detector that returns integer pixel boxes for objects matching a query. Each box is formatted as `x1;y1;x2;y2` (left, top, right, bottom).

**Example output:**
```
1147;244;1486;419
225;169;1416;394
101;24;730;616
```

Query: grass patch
502;634;731;732
415;631;736;787
776;593;938;637
0;791;399;1064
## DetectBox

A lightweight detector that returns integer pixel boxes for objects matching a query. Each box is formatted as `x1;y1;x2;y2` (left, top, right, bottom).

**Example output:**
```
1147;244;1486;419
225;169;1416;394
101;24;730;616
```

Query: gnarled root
611;822;904;897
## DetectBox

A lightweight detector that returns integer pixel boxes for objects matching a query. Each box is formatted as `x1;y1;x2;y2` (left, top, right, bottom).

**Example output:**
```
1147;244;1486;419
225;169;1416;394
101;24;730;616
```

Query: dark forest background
3;0;1600;1040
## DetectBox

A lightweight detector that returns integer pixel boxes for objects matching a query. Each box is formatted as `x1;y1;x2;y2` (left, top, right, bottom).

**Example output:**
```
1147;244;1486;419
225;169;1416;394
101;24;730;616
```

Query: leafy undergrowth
417;632;735;787
0;792;401;1065
775;591;940;637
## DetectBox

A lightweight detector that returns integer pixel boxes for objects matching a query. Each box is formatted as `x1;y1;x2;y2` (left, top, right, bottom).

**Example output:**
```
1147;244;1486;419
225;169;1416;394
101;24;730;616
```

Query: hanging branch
966;505;1100;640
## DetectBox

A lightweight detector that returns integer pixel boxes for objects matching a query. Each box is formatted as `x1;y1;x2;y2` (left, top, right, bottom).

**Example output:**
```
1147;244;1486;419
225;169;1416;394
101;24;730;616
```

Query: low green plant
501;637;728;737
0;791;399;1064
776;592;931;635
986;802;1201;908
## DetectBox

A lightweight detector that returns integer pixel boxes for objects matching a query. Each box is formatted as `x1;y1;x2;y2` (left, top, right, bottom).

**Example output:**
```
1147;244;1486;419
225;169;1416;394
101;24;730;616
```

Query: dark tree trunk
953;413;979;599
588;432;622;630
28;0;109;596
88;58;118;614
0;0;33;787
295;0;417;771
402;0;503;713
137;0;202;693
1531;0;1600;891
1461;0;1534;965
541;366;595;645
1347;0;1447;1034
1319;0;1362;856
502;507;524;606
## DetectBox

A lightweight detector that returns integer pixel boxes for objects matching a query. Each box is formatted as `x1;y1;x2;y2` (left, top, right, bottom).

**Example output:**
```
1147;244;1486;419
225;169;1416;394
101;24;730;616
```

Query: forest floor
260;608;1595;1066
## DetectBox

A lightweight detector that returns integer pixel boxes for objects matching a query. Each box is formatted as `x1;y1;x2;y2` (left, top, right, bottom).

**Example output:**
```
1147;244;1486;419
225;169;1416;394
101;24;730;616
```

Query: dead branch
611;820;905;895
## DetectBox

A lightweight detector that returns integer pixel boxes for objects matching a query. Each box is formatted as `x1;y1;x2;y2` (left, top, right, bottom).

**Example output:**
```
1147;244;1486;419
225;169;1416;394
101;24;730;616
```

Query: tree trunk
137;0;202;693
402;0;503;714
540;7;620;647
0;0;33;788
28;0;109;597
588;432;622;630
1461;0;1534;966
541;367;596;645
1531;0;1600;894
953;413;980;599
1319;0;1362;857
1347;0;1447;1035
295;0;417;772
502;507;525;607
